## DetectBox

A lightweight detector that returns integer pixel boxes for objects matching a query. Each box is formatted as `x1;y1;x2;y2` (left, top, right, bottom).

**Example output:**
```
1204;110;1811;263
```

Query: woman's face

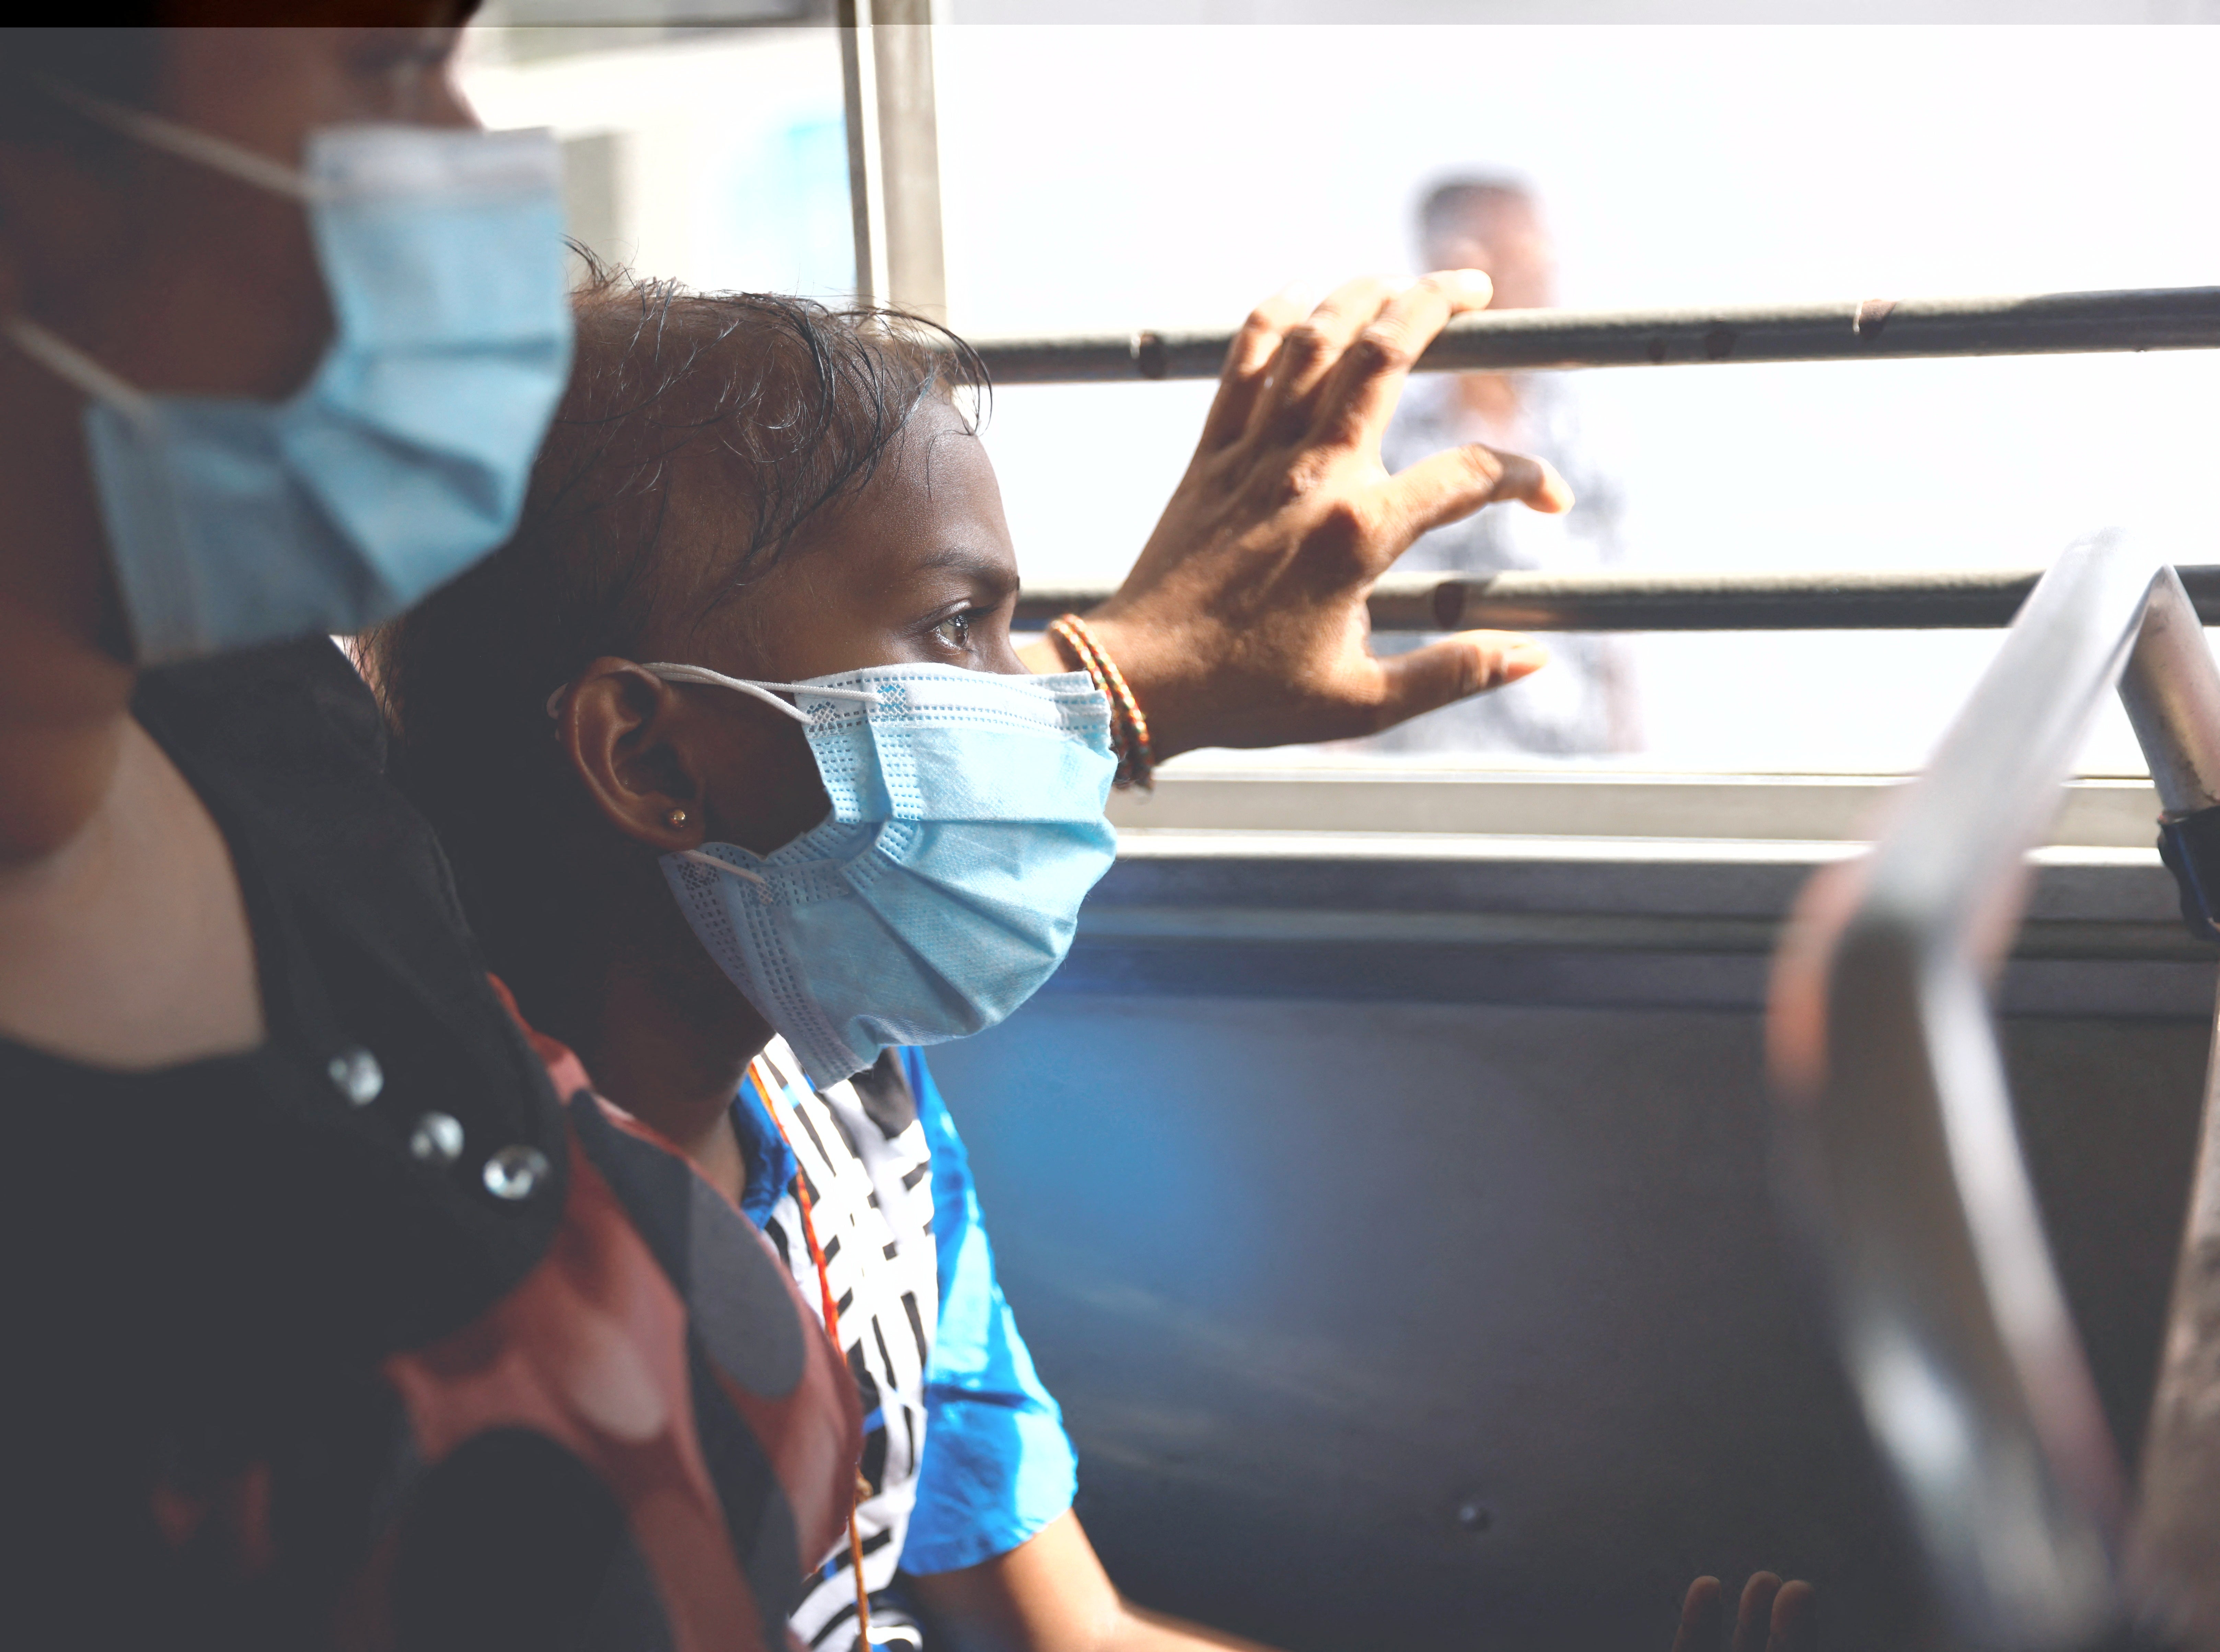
0;16;485;811
643;397;1028;858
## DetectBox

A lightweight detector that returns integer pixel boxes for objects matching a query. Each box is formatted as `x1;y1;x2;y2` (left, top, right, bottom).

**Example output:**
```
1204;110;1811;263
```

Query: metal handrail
1767;534;2220;1650
1014;566;2220;634
970;286;2220;384
993;287;2220;635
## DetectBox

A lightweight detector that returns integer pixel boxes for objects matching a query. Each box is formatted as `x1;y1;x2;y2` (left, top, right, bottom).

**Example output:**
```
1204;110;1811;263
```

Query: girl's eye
932;611;974;651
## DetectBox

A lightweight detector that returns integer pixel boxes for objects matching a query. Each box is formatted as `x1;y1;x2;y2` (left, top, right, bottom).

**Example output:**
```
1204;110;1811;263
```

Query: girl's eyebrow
906;546;1019;596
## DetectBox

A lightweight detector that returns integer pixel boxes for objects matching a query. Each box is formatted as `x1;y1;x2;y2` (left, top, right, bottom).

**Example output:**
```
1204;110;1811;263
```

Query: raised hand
1033;272;1571;761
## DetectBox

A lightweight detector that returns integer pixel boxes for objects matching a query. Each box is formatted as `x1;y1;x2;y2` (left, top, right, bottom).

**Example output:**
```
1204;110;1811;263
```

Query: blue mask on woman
641;662;1119;1088
7;90;572;665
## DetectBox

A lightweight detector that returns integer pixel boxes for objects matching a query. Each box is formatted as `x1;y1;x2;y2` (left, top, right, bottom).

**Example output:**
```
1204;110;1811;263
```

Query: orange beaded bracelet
1048;613;1155;793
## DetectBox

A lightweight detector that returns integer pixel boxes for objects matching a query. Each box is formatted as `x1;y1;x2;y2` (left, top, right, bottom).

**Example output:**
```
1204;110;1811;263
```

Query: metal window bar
961;286;2220;633
980;288;2220;635
1014;567;2220;634
969;287;2220;383
837;25;2220;637
1766;533;2220;1650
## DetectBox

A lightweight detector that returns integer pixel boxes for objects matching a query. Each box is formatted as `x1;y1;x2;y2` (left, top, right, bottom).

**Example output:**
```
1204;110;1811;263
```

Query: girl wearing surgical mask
367;273;1594;1652
368;280;1218;1652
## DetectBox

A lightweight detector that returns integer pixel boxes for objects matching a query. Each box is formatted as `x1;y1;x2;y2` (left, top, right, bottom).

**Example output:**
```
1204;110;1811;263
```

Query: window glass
459;19;853;298
931;22;2220;774
460;18;2220;777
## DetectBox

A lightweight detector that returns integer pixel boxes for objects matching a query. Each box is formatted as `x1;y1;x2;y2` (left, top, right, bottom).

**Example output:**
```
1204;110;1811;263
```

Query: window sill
1106;763;2163;848
1073;771;2206;1017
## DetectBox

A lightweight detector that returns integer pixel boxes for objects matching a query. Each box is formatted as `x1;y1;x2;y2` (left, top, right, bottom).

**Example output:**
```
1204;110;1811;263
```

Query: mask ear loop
639;662;877;719
36;77;321;201
677;848;766;888
544;663;866;890
5;319;158;431
9;81;322;429
544;662;879;724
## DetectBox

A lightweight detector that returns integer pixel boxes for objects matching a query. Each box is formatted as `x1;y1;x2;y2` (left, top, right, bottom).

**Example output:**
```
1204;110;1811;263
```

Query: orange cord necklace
749;1060;874;1650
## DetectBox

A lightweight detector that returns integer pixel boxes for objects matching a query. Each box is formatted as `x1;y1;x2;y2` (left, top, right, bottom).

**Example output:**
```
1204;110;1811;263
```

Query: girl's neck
549;937;775;1203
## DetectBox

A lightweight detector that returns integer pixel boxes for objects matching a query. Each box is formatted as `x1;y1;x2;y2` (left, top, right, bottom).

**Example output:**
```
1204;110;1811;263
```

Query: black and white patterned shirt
747;1039;943;1650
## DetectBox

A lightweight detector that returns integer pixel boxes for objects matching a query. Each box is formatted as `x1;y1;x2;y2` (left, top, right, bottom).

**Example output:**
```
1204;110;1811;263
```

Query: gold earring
666;807;689;829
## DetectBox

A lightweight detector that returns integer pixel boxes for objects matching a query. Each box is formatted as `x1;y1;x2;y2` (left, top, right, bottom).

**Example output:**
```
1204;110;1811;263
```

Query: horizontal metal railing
1015;566;2220;633
971;286;2220;384
995;289;2220;635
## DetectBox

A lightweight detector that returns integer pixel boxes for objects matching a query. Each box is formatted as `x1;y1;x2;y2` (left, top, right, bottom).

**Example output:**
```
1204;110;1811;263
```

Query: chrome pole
2119;573;2220;1649
2119;570;2220;819
1769;533;2179;1650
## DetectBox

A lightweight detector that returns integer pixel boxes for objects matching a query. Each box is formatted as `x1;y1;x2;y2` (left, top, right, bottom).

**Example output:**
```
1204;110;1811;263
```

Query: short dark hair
366;266;986;994
1417;174;1537;253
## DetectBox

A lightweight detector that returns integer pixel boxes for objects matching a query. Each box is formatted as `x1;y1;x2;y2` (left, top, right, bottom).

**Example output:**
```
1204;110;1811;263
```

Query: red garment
352;980;863;1650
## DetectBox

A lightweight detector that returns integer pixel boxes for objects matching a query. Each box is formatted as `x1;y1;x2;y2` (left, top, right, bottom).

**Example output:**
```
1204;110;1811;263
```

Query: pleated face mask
638;661;1119;1088
6;87;571;665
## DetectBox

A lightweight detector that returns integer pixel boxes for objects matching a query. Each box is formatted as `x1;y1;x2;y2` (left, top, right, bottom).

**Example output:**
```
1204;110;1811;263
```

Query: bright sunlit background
460;19;2220;773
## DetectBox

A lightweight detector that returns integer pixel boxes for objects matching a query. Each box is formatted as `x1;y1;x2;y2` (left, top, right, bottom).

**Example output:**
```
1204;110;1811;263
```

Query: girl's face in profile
655;396;1030;857
698;396;1025;683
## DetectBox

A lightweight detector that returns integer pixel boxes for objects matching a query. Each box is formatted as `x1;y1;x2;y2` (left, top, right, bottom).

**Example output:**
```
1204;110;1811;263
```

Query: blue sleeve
898;1046;1078;1575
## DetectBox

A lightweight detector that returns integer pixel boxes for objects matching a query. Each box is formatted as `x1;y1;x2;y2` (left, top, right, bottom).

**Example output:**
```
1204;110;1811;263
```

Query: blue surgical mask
637;661;1119;1088
7;89;573;665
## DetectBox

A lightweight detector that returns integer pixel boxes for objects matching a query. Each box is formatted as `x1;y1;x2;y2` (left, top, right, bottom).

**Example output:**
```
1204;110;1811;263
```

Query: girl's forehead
848;405;1006;539
666;404;1013;644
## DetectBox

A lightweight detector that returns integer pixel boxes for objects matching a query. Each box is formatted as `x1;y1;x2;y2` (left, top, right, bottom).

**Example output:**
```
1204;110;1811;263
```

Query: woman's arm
909;1509;1277;1652
1019;271;1570;759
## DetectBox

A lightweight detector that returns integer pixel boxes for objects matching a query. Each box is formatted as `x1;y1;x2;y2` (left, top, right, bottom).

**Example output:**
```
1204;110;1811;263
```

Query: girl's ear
557;658;705;853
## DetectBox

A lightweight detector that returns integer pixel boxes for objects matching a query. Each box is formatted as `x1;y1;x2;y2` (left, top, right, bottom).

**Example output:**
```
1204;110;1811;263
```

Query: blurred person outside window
1372;176;1639;757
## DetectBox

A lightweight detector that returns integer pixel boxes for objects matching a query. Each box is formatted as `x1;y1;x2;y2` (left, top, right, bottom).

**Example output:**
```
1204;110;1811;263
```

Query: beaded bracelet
1048;613;1155;793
